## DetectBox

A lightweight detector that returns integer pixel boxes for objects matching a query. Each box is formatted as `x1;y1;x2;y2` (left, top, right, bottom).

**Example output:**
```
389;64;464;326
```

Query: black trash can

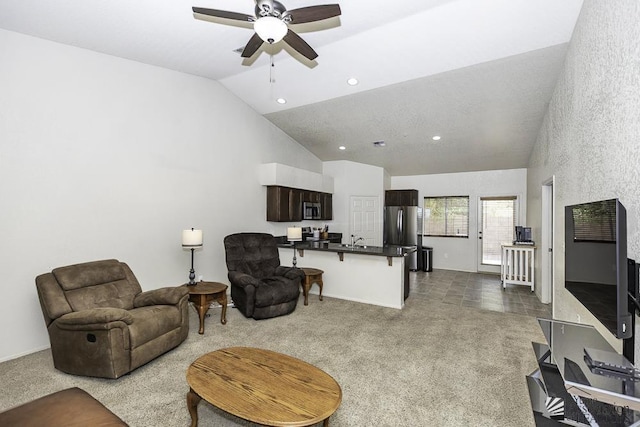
421;247;433;272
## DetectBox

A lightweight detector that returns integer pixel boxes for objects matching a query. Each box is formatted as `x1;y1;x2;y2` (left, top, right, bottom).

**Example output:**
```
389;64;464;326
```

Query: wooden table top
301;267;324;276
184;281;227;295
186;347;342;427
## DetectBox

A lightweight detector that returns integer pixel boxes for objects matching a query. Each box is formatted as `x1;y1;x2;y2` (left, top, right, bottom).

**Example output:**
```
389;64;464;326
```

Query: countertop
277;241;416;258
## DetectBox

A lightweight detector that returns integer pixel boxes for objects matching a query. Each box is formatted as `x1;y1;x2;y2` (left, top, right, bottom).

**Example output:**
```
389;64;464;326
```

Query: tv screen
564;198;631;339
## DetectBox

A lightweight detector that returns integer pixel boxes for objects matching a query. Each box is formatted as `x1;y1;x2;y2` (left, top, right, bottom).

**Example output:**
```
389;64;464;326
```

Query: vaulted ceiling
0;0;584;175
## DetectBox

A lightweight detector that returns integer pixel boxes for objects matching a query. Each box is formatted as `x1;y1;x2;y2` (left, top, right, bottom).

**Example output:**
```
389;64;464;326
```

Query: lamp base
188;247;197;285
292;242;298;268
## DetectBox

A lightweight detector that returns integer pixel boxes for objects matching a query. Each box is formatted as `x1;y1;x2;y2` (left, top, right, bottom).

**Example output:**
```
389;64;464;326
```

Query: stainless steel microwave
303;202;321;220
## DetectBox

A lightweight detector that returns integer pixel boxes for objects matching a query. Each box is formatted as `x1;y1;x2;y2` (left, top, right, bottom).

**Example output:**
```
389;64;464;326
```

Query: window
423;196;469;237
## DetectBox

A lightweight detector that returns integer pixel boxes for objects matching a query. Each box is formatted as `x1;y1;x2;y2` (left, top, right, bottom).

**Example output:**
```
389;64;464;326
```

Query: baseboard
318;292;403;310
0;344;50;363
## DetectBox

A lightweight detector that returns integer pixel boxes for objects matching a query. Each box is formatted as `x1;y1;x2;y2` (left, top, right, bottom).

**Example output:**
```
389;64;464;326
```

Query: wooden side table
185;281;228;334
300;268;324;306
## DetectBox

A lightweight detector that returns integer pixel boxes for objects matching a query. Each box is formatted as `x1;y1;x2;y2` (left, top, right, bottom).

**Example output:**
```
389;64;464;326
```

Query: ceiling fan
192;0;341;62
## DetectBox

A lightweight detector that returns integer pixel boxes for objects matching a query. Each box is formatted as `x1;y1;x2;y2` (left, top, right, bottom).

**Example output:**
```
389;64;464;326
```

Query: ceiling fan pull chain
270;54;276;83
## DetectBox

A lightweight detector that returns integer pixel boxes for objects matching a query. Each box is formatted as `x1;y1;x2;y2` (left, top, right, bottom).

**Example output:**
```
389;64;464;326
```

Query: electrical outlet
577;314;581;323
198;275;203;282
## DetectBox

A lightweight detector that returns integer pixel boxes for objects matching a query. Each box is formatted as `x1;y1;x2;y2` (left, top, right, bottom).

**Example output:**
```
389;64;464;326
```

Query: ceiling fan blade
241;33;264;58
283;30;318;61
286;5;341;24
192;7;254;23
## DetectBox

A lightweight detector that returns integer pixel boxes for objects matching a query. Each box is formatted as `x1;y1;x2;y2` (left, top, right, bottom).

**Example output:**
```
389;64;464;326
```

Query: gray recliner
224;233;303;320
36;259;189;379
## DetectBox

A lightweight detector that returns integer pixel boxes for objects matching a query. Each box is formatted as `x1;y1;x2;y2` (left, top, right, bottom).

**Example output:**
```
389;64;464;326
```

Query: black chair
223;233;303;319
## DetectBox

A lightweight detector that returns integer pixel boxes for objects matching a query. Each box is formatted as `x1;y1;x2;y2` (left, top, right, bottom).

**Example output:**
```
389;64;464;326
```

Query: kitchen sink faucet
351;235;364;246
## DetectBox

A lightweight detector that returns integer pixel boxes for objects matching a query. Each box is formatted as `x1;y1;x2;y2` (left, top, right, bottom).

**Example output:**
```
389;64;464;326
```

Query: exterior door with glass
477;196;517;274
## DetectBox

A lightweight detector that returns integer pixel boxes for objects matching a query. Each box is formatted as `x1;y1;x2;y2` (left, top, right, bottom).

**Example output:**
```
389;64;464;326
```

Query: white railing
501;245;535;291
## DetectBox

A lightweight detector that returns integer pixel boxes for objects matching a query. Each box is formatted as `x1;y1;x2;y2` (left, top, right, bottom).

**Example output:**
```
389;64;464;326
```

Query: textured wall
527;0;640;350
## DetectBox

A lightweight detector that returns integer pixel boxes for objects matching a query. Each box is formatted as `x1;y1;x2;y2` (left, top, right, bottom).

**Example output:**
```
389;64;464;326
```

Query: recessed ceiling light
347;78;359;86
276;98;287;104
339;146;346;150
432;135;441;141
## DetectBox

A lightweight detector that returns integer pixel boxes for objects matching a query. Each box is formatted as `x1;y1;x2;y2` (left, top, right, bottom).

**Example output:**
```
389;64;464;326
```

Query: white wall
526;0;640;352
323;161;387;243
392;169;528;272
0;29;322;361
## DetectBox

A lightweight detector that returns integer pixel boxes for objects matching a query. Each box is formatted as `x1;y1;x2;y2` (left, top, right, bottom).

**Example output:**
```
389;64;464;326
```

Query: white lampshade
254;16;287;44
182;228;203;247
287;227;302;242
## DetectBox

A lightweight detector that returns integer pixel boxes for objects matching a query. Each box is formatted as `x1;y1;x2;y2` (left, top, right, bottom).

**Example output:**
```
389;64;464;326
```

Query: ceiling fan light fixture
254;16;287;44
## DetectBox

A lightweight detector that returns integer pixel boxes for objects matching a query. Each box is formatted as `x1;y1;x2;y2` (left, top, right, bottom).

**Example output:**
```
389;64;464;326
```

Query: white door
477;196;517;274
350;196;381;246
541;178;554;305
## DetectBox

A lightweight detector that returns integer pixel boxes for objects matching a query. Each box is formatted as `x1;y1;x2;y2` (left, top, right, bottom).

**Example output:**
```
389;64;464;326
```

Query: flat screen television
565;198;632;339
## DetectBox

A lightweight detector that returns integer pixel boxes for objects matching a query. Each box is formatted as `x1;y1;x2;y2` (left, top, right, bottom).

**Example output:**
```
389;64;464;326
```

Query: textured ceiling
266;44;569;176
0;0;584;176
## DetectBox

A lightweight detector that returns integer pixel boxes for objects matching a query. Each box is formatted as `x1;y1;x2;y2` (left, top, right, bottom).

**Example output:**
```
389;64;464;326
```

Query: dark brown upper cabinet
302;190;320;203
385;190;419;206
267;186;332;222
266;186;302;222
320;193;333;220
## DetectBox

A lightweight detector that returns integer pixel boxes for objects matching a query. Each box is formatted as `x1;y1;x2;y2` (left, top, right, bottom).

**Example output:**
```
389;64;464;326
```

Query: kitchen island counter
278;242;412;309
277;242;416;258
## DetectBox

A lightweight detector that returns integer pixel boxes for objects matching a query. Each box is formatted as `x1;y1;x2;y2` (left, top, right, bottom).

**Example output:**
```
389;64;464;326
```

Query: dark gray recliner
36;259;189;379
223;233;303;319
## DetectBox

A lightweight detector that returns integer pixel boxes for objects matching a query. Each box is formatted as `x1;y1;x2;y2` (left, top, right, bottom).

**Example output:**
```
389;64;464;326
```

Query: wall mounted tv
565;198;632;339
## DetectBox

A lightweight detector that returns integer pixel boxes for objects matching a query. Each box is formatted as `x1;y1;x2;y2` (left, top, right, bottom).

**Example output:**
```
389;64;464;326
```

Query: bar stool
300;267;324;306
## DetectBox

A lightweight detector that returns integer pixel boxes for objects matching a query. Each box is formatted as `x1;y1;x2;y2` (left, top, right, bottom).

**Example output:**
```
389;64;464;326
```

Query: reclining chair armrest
55;308;133;330
134;286;188;307
275;266;305;281
228;271;262;288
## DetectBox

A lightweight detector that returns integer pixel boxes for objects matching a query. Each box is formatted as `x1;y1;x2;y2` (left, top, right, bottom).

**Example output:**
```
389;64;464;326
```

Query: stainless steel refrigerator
384;206;421;271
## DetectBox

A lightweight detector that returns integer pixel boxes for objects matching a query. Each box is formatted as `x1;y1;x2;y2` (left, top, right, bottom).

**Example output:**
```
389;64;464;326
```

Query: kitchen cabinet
267;186;302;222
385;190;419;206
320;193;332;220
290;189;302;221
302;191;320;203
267;186;332;222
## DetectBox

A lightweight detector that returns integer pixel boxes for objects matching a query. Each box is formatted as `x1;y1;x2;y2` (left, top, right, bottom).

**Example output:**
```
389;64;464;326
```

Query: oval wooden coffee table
186;347;342;427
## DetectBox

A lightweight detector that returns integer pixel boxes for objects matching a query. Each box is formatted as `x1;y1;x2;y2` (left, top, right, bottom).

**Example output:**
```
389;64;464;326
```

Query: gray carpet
0;274;545;426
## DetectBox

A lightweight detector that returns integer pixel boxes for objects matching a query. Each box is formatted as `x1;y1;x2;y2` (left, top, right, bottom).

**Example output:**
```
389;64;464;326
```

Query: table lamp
287;227;302;268
182;228;203;285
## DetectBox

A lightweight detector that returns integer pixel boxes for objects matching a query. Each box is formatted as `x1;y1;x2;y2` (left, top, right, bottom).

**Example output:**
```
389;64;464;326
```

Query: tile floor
410;269;552;318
